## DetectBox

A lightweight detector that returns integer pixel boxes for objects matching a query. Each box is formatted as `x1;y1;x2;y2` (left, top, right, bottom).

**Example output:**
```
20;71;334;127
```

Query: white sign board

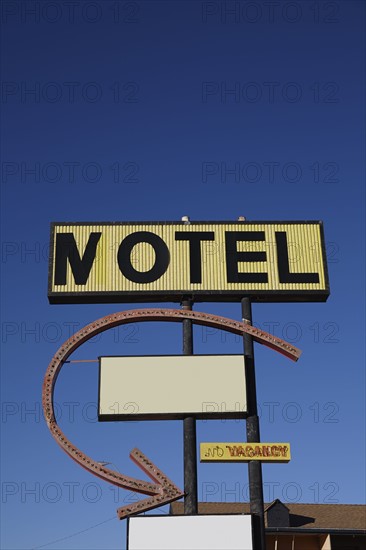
98;355;246;420
127;515;253;550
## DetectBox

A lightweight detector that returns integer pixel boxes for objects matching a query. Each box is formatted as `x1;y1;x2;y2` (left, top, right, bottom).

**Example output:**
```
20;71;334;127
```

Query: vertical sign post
182;298;198;515
242;297;266;550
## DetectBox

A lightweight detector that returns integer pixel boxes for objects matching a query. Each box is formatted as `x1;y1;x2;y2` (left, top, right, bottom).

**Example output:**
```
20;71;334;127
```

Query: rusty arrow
42;309;300;519
116;448;184;519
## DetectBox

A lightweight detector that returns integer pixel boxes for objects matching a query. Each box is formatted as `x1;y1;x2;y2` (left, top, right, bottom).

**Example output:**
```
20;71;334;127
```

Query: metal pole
242;297;266;550
182;298;198;515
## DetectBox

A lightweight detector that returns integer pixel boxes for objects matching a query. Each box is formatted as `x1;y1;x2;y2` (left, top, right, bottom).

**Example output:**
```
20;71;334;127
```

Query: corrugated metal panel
49;222;328;300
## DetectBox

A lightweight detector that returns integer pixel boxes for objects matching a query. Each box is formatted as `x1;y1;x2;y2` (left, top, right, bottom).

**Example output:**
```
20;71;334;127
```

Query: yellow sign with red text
200;442;291;463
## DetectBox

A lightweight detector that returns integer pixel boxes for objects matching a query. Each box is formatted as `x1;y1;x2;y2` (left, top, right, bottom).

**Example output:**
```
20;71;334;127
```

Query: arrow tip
117;449;184;520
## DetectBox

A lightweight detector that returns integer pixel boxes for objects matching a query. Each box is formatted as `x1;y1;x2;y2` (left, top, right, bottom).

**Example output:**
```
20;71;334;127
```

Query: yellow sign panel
200;442;291;462
48;221;329;303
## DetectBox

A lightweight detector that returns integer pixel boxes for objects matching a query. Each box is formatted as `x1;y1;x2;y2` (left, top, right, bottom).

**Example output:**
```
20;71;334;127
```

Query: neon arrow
45;411;183;518
117;448;184;519
44;411;183;518
42;309;300;519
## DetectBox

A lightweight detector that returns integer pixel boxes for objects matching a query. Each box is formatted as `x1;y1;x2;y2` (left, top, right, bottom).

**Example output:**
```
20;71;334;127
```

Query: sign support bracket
182;298;198;514
242;297;266;550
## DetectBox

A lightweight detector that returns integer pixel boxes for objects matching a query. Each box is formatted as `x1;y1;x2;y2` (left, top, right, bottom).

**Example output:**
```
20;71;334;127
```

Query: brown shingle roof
170;502;366;530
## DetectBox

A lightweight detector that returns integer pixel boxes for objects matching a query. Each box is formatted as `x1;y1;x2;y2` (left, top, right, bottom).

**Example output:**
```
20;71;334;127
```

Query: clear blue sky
1;1;365;549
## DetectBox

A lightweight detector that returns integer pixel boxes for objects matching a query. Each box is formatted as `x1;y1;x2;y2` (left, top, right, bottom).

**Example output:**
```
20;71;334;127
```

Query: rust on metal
42;308;301;519
117;448;184;519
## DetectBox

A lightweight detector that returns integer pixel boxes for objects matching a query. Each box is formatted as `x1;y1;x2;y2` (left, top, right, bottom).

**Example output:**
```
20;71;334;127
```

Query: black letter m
54;232;101;285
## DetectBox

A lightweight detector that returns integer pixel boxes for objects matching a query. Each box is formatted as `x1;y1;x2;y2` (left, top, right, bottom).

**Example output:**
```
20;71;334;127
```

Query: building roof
170;502;366;531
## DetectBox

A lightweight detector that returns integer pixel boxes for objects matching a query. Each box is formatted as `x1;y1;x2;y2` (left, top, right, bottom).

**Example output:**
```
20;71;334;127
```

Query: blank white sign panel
127;515;253;550
99;355;246;420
